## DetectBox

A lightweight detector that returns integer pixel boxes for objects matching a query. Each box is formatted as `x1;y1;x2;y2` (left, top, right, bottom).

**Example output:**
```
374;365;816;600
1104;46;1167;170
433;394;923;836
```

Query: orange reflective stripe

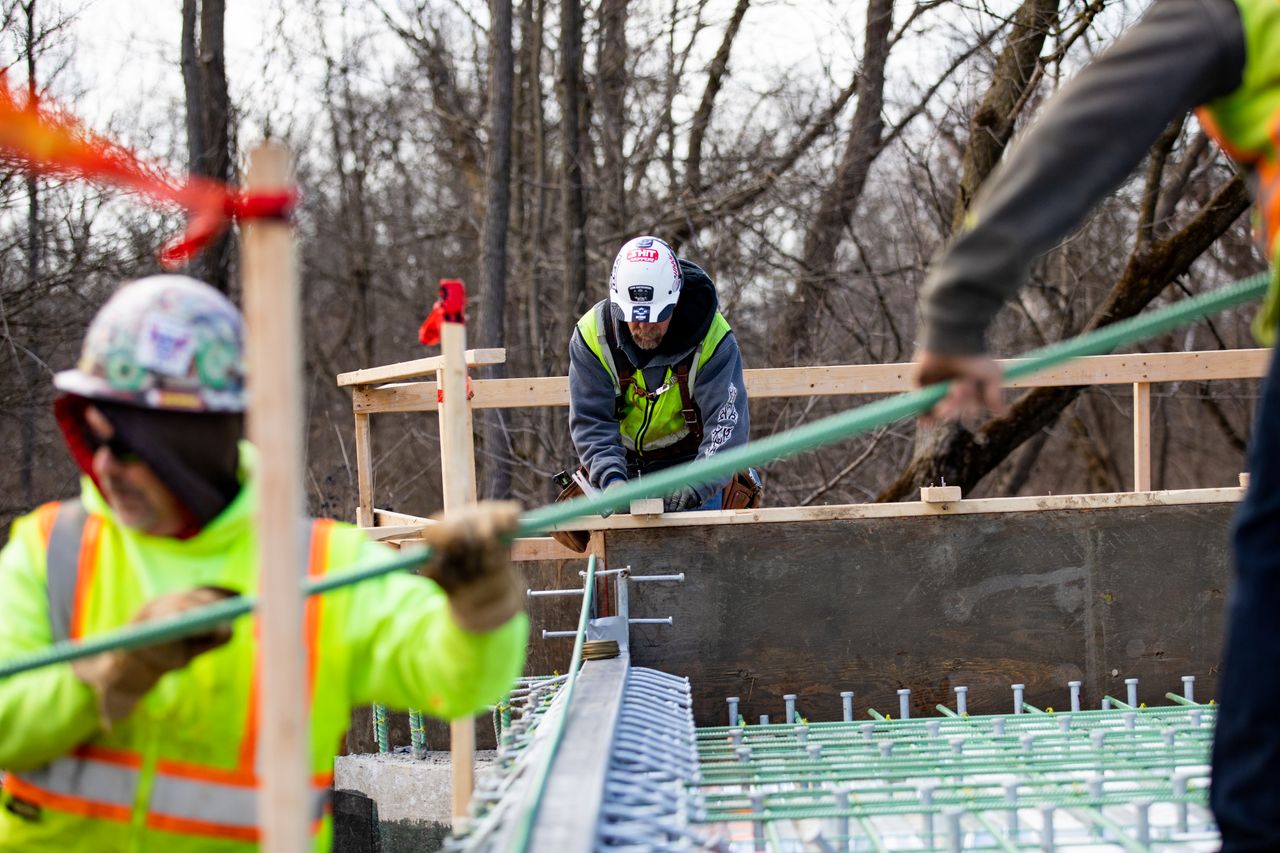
146;812;260;843
4;772;133;823
1197;106;1260;163
305;518;333;697
35;501;60;547
74;743;144;768
69;513;103;640
155;757;255;787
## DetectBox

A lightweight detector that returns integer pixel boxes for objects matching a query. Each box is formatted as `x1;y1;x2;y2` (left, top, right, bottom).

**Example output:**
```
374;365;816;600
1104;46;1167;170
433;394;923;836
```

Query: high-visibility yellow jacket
1197;0;1280;342
0;444;528;851
576;300;732;455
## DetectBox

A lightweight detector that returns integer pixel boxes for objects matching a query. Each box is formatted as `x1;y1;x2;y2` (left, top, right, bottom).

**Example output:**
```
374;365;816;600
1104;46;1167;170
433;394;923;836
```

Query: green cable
0;271;1268;680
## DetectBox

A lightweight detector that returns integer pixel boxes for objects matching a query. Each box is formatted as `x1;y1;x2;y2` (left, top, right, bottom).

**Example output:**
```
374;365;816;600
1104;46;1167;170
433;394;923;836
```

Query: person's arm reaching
920;0;1246;383
568;328;629;488
344;508;528;720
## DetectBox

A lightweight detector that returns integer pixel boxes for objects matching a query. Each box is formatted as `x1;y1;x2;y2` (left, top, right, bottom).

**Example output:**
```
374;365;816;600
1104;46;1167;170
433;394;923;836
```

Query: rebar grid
694;691;1218;851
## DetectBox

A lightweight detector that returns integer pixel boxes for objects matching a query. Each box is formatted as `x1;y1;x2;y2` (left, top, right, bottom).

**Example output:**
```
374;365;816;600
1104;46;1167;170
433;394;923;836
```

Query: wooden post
1133;381;1152;491
354;411;373;527
242;142;308;851
437;310;479;823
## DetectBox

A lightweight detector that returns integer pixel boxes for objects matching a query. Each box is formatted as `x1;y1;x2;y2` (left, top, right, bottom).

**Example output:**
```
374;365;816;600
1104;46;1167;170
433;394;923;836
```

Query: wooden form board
335;347;505;387
358;487;1245;561
586;500;1237;727
349;348;1271;414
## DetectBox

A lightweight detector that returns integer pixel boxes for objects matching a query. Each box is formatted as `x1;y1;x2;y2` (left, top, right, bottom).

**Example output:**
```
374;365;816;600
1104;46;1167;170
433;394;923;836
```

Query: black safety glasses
86;430;142;464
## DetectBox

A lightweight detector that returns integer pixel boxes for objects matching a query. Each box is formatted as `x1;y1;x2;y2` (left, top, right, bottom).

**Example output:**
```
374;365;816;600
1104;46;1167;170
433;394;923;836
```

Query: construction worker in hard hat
908;0;1277;845
0;275;527;851
569;236;760;514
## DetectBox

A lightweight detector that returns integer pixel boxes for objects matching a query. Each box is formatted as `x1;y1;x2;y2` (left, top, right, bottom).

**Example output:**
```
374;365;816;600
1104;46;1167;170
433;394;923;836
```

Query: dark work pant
1211;348;1280;850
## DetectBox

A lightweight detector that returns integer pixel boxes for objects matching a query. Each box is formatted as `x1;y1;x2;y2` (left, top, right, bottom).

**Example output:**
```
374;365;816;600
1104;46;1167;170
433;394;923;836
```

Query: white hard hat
609;236;683;323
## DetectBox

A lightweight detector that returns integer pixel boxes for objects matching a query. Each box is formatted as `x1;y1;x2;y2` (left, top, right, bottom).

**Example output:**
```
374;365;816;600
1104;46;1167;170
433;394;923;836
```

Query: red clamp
418;278;467;347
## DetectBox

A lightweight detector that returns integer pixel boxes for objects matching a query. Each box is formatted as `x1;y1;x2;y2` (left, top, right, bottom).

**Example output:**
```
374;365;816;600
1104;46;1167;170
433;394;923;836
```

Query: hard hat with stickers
54;275;246;412
608;236;683;323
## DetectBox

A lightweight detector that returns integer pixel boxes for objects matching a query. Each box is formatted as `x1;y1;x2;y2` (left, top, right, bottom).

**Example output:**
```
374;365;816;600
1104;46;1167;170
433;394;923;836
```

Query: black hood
611;259;718;369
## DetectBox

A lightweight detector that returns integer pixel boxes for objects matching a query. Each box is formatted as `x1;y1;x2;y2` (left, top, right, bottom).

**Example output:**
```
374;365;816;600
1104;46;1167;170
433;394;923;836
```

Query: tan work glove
72;587;237;728
420;501;525;633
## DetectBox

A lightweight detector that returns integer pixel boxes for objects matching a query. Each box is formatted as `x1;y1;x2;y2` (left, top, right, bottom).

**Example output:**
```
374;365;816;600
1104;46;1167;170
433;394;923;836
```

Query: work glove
601;476;626;518
663;485;703;513
420;501;526;633
72;586;238;729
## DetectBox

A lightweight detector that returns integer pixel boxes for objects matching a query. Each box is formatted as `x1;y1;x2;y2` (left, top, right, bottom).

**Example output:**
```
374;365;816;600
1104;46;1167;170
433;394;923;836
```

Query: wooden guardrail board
350;349;1271;414
336;347;506;387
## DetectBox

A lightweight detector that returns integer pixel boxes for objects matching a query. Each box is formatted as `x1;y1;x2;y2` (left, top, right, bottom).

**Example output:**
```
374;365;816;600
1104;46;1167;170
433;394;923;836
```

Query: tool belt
549;467;764;553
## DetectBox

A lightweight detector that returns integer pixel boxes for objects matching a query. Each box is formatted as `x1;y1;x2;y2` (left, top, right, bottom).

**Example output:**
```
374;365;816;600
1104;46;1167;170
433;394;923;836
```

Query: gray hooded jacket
568;260;749;501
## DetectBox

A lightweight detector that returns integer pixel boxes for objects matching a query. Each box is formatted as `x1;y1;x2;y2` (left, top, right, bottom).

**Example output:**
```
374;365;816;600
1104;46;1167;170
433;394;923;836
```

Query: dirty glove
420;501;526;633
600;476;626;518
663;486;703;513
72;586;238;728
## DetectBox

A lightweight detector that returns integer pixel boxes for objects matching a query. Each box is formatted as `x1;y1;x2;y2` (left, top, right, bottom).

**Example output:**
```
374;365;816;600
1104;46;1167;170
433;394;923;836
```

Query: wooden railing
338;348;1270;548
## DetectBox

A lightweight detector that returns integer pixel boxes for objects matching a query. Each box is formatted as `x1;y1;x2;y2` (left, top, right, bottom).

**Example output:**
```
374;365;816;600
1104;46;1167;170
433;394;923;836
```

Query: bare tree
181;0;233;293
480;0;515;499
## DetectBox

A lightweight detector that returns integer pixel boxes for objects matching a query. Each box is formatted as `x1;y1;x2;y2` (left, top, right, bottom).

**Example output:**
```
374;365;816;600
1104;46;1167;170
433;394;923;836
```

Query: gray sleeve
568;329;629;488
691;332;750;499
920;0;1246;354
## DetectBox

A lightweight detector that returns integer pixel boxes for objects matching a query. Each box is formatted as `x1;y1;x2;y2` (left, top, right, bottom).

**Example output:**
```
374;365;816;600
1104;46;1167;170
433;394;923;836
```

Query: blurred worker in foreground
911;0;1277;846
567;236;761;515
0;275;527;850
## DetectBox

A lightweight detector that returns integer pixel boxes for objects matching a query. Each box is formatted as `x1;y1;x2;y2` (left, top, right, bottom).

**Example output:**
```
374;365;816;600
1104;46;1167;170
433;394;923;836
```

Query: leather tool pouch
721;470;764;510
550;467;592;553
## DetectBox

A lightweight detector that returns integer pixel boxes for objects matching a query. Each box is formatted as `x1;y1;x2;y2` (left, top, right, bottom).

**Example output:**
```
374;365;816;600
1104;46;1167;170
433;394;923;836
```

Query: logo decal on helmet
636;238;654;248
627;285;654;303
631;305;651;322
626;247;660;263
136;313;197;377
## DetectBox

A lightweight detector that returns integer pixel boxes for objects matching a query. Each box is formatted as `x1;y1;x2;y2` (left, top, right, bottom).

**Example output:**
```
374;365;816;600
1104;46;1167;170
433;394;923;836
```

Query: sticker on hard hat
636;238;654;248
631;306;651;322
627;248;660;263
628;285;654;303
136;313;196;377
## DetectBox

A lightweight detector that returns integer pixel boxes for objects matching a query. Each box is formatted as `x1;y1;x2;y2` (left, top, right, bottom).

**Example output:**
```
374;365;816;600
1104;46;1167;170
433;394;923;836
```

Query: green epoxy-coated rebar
410;710;427;759
373;704;390;753
694;696;1218;850
0;271;1268;679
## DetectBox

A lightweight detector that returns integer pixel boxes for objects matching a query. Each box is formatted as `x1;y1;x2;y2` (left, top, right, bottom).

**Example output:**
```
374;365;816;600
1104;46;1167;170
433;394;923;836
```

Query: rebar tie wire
0;271;1269;681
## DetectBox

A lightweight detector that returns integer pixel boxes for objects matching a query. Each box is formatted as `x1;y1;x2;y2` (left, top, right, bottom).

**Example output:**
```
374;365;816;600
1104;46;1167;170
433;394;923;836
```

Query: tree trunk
596;0;629;239
950;0;1060;231
481;0;515;499
781;0;893;363
559;0;589;337
20;0;40;506
181;0;233;294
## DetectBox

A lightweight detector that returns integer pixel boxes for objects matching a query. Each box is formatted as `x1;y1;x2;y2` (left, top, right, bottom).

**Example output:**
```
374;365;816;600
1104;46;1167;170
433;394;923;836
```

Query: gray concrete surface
333;750;497;852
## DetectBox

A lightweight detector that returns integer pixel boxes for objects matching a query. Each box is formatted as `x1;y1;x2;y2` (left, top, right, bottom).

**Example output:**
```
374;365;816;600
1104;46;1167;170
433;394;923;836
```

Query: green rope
0;271;1267;680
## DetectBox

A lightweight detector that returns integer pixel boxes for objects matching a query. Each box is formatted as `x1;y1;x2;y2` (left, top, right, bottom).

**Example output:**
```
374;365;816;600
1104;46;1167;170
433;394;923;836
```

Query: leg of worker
1212;351;1280;850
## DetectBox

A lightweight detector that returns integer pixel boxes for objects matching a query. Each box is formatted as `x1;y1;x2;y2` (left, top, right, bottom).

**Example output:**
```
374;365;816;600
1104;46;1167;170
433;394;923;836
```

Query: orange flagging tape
0;72;295;266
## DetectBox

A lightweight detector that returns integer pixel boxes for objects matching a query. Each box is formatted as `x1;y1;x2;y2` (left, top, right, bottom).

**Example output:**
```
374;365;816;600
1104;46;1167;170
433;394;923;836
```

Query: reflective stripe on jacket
576;301;732;453
1196;0;1280;342
0;442;528;852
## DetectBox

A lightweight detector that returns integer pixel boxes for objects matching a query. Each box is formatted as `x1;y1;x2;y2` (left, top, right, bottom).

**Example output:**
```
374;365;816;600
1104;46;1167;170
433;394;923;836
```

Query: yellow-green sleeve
0;510;99;771
343;541;528;720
